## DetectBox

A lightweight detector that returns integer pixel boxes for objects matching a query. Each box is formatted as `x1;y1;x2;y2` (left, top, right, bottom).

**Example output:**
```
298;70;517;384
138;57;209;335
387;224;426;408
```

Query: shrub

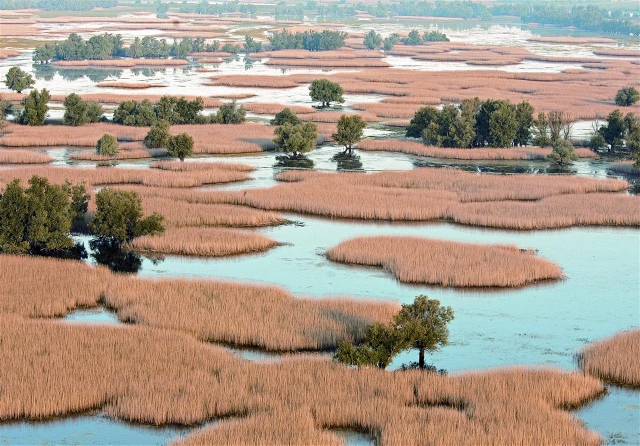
96;134;119;156
271;108;301;126
309;79;344;108
143;120;171;149
4;66;34;93
213;100;246;124
273;122;317;156
615;87;639;106
167;132;194;161
19;88;49;126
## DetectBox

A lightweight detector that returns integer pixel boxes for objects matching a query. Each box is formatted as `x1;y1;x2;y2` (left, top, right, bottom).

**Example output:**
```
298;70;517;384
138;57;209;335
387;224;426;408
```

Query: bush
4;66;34;93
167;132;194;161
144;120;171;149
96;134;119;156
615;87;639;107
332;114;366;153
309;79;344;108
547;138;578;166
271;108;301;126
19;88;49;126
273;122;317;157
213;100;246;124
90;188;164;245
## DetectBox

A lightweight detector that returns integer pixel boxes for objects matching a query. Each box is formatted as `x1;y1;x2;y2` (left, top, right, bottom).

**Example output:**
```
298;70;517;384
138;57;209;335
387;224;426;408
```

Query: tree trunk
419;348;425;369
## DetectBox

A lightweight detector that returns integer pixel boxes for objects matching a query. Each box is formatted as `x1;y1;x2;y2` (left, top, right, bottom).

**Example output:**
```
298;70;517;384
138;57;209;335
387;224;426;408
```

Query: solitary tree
273;122;318;157
19;88;49;126
334;295;454;370
309;79;344;108
5;66;34;93
363;30;382;50
96;134;119;156
615;87;640;107
90;188;164;245
213;100;246;124
271;108;301;126
395;295;454;369
167;132;194;161
547;138;578;167
144;119;171;148
63;93;91;126
333;114;366;154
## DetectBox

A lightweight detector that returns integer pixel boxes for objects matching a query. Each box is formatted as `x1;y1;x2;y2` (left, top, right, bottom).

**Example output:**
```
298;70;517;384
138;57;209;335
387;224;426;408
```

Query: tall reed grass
0;150;53;164
579;329;640;388
326;236;563;287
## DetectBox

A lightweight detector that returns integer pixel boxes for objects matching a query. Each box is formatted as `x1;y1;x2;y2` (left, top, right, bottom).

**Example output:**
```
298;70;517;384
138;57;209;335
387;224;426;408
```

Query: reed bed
170;123;275;154
96;82;167;89
579;329;640;388
264;59;390;68
0;48;21;59
52;59;189;68
0;315;604;445
0;165;250;190
260;49;384;60
326;236;562;288
352;103;424;118
150;160;255;172
128;227;279;257
297;111;379;123
214;170;637;229
358;139;597;160
0;149;53;164
207;76;299;89
592;49;640;57
243;103;316;115
0;255;396;351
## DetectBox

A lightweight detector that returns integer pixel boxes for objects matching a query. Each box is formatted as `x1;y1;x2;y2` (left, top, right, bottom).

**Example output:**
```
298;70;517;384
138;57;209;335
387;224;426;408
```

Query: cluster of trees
615;87;640;107
18;89;50;126
268;30;347;51
402;30;449;45
335;295;454;370
521;4;640;35
355;0;491;20
407;99;536;148
309;79;344;108
33;34;226;63
363;30;447;50
113;96;205;126
179;0;256;16
63;93;103;126
140;121;195;161
590;110;640;156
0;175;164;257
0;0;116;11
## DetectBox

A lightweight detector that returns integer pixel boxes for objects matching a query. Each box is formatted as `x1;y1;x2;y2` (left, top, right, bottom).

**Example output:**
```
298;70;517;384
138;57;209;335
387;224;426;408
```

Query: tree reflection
332;152;363;171
89;238;142;274
274;154;314;169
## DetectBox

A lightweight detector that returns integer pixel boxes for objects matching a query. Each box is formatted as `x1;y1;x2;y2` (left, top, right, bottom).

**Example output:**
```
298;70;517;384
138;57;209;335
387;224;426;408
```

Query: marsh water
0;19;638;446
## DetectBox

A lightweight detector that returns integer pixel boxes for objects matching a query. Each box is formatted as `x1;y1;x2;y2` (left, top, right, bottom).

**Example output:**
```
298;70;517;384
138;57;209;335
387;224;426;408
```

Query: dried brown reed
580;329;640;388
96;82;167;89
170;123;276;154
592;49;640;57
150;160;254;172
214;169;637;229
128;227;279;257
352;103;424;118
196;58;224;64
0;314;604;444
52;59;189;68
327;236;562;287
0;149;53;164
0;48;21;59
261;49;384;60
264;59;390;68
243;103;316;115
358;139;597;160
298;111;379;123
0;165;250;190
207;76;298;88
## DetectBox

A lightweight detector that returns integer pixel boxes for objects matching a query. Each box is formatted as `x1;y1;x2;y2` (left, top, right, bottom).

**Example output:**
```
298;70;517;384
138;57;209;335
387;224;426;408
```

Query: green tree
127;37;144;58
406;106;438;138
334;323;414;369
33;43;56;63
514;101;534;146
19;88;49;126
395;295;454;369
85;101;104;123
615;87;639;107
0;176;75;254
363;30;382;50
5;66;34;93
63;93;89;126
547;138;578;167
489;101;518;147
271;107;301;126
167;132;194;161
588;133;607;151
598;109;626;152
309;79;344;108
213;100;246;124
383;33;400;51
96;133;119;156
627;126;640;168
90;188;164;245
273;122;317;157
532;112;551;147
144;119;171;148
243;35;262;53
0;94;11;122
401;30;423;45
333;114;366;153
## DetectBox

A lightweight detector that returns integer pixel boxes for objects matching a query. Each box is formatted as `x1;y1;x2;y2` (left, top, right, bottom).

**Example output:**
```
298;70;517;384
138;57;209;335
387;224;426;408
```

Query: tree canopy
90;188;164;245
167;133;194;162
273;122;318;157
332;115;366;153
5;67;34;93
63;93;103;126
309;79;344;108
363;30;382;50
96;134;119;156
213;101;246;124
268;29;347;51
271;108;301;126
547;138;578;167
144;120;172;149
19;88;50;126
615;87;640;107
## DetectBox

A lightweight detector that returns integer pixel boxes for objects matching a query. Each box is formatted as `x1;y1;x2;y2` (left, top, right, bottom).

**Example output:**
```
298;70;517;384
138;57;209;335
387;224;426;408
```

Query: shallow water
63;307;120;324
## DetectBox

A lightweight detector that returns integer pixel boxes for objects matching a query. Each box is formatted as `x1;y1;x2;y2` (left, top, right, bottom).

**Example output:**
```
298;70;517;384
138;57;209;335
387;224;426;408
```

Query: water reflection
32;64;123;83
274;154;314;169
243;56;256;71
89;239;142;274
332;152;363;171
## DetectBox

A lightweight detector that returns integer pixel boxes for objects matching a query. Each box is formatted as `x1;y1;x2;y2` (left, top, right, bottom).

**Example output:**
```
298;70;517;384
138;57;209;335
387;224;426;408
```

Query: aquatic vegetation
327;236;563;287
358;139;597;160
579;329;640;388
0;150;52;164
0;314;604;444
128;227;279;257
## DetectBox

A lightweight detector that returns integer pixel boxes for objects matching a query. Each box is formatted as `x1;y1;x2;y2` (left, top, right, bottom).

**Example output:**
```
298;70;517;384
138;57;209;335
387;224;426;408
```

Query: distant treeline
33;34;224;63
268;30;347;51
179;0;256;15
0;0;117;11
521;4;640;35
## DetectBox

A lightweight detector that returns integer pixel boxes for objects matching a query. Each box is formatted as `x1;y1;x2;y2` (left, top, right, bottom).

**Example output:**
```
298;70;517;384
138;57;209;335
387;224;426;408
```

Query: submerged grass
326;236;563;288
